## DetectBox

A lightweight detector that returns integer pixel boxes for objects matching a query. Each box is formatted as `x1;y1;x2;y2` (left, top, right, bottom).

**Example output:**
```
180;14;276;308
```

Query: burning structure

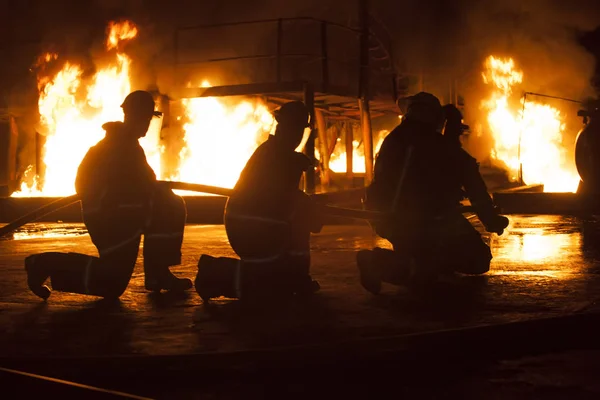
480;56;581;193
0;7;595;219
6;16;401;201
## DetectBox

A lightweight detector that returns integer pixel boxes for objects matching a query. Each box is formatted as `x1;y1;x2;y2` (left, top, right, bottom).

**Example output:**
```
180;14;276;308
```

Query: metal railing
174;16;397;95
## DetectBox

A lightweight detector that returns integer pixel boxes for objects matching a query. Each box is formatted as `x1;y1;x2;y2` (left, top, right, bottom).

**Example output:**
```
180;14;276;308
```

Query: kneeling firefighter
357;92;509;293
24;91;192;300
195;101;323;302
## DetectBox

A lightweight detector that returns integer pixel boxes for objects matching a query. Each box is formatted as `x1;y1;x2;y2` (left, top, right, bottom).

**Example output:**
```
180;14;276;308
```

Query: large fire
327;133;388;174
481;55;579;193
176;83;274;190
14;22;141;196
13;23;580;198
13;21;275;197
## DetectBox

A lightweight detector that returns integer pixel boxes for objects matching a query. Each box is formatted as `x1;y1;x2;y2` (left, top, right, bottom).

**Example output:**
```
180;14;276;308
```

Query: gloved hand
483;215;509;235
301;192;324;233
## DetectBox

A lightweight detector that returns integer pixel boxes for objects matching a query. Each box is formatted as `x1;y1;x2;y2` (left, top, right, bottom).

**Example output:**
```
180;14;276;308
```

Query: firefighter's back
369;119;463;219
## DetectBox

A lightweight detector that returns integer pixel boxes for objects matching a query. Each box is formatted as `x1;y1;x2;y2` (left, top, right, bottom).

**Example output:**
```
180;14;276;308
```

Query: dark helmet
273;101;310;128
397;92;443;128
578;97;600;120
405;92;442;114
121;90;163;118
443;104;469;130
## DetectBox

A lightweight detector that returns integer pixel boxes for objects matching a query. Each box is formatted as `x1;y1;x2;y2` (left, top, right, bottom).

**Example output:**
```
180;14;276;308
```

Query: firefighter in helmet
24;90;192;300
357;92;509;293
442;103;469;148
195;100;323;302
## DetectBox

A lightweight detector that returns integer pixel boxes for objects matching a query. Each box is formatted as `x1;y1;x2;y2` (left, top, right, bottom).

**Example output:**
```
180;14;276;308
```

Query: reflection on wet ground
0;214;599;358
492;215;585;278
8;224;89;241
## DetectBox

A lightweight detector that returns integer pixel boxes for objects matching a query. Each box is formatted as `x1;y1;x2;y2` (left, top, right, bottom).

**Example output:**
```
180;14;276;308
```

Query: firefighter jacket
227;134;312;222
365;118;497;224
75;121;156;214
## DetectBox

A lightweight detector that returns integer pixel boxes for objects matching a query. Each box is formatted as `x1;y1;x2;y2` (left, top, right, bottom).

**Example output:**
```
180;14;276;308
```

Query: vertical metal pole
35;131;44;190
518;92;527;185
303;83;316;193
276;19;283;83
358;0;369;99
315;109;330;188
391;73;398;105
321;21;329;92
345;122;354;188
35;132;39;178
359;98;374;184
358;0;374;185
454;79;459;105
7;116;17;186
389;39;397;103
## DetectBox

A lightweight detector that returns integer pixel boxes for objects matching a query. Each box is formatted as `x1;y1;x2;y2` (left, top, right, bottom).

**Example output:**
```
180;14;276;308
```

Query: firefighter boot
295;278;321;296
144;263;193;293
48;253;131;299
357;247;413;294
24;254;51;300
377;247;413;286
284;254;320;296
356;249;382;295
195;255;240;302
25;252;134;299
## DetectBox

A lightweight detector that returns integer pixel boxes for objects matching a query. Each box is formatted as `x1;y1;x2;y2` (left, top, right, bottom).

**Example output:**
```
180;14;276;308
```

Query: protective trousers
228;212;311;296
26;189;186;298
372;214;492;286
195;201;315;301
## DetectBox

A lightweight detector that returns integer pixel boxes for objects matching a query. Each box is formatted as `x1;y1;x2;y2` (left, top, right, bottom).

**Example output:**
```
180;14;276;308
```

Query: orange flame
481;55;579;193
12;21;288;198
35;52;58;65
327;132;388;174
175;80;276;191
13;21;142;197
106;20;138;50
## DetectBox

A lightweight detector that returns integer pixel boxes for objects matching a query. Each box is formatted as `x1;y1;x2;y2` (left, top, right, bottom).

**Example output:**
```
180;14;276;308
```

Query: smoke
363;0;600;160
6;0;600;181
457;0;600;160
457;1;600;100
135;0;359;96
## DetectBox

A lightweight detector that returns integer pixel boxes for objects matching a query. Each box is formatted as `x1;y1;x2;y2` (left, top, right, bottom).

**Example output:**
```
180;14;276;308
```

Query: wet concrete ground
1;215;600;398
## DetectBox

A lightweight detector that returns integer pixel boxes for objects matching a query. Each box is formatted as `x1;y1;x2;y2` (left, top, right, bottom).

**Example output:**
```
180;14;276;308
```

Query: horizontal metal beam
172;81;397;122
175;53;324;66
177;17;361;34
175;81;308;99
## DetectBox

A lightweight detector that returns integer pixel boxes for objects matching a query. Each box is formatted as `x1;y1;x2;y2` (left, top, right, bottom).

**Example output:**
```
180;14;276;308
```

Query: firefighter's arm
130;146;158;195
300;191;324;233
460;151;509;234
75;148;102;201
74;152;90;196
364;140;395;212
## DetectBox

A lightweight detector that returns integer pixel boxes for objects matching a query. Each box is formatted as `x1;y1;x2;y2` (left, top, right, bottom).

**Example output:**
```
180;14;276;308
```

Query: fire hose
0;181;477;238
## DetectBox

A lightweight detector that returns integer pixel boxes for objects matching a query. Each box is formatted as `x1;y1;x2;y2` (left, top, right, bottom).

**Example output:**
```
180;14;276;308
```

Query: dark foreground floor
1;215;600;398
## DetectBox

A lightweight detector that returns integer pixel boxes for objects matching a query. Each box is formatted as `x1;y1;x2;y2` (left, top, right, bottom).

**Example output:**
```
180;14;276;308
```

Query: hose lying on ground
0;181;477;238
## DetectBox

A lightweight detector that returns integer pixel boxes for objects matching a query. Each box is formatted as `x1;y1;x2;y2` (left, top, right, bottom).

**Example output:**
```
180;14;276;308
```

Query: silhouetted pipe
0;194;80;238
575;105;600;190
0;180;480;238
